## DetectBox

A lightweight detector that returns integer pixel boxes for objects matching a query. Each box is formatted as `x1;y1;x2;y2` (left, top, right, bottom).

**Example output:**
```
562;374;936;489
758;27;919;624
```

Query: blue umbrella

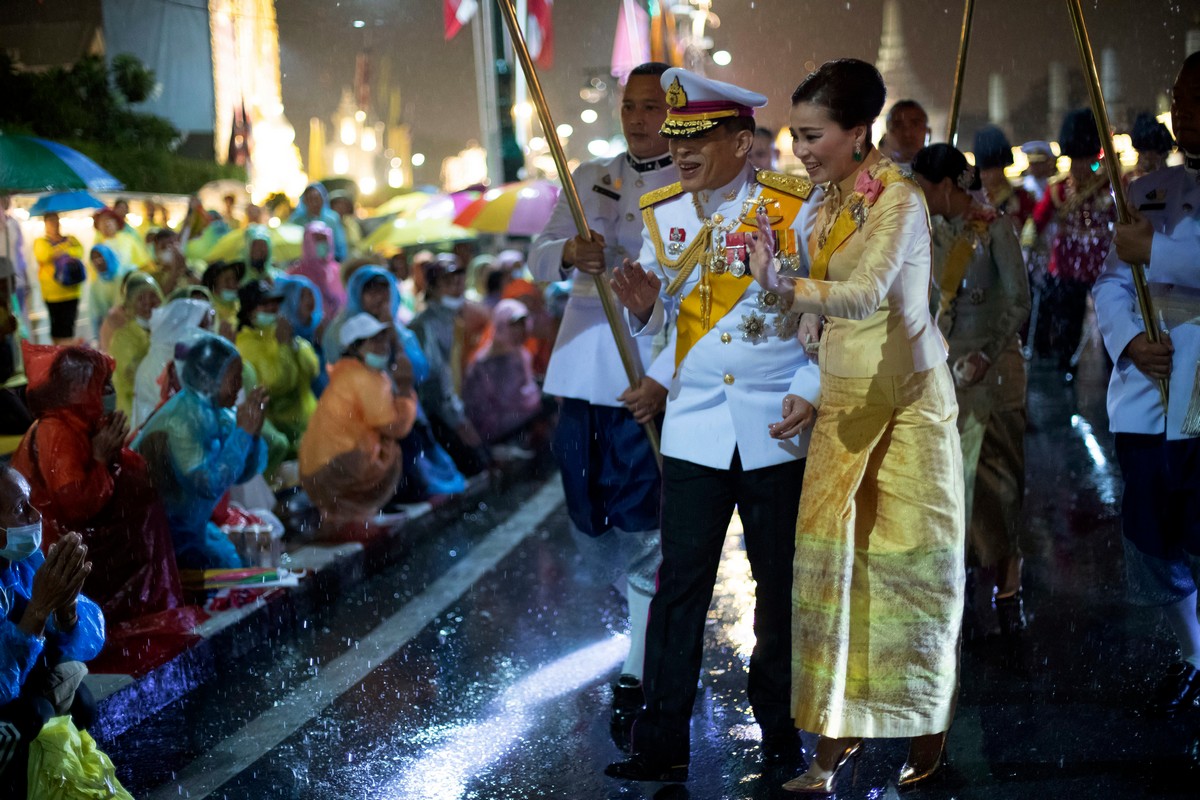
28;191;106;216
0;133;124;193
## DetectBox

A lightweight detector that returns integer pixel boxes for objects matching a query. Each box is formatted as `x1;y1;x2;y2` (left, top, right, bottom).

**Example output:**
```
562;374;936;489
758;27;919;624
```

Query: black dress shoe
610;675;644;752
994;592;1027;637
761;729;806;766
605;753;688;782
1151;662;1200;716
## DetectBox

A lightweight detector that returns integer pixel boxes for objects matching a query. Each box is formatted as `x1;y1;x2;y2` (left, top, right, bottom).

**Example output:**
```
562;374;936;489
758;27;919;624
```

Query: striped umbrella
452;180;560;236
0;133;123;193
373;189;481;221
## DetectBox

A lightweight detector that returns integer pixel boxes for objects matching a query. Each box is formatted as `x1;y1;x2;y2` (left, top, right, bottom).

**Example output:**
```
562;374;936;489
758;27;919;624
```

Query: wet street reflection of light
1070;413;1119;505
713;512;758;662
385;636;628;798
1070;414;1108;469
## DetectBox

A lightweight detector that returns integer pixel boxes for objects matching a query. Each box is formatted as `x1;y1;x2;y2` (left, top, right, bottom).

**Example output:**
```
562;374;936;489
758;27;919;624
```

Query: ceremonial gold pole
945;0;975;145
1066;0;1168;411
494;0;663;467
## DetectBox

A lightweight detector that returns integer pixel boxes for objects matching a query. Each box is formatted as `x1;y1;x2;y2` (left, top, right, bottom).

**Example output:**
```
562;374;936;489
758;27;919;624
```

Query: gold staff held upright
1065;0;1168;411
494;0;663;468
945;0;976;146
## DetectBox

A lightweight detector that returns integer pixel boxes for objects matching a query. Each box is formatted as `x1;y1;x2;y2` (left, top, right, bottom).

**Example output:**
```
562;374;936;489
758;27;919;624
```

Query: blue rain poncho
323;266;429;383
1;549;106;705
288;182;347;261
133;334;267;570
85;243;129;338
277;273;328;396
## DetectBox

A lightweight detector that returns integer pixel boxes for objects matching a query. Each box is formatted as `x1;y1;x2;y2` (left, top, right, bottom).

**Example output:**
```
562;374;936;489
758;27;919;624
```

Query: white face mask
0;521;42;562
136;315;152;330
440;296;465;311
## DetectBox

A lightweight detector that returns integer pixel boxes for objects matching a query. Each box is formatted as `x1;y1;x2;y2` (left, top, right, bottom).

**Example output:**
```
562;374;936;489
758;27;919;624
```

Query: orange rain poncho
298;357;416;522
9;342;183;622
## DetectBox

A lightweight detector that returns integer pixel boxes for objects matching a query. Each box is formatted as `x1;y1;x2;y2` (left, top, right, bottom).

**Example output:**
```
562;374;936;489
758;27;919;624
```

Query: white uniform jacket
1094;164;1200;440
529;152;678;406
630;163;823;470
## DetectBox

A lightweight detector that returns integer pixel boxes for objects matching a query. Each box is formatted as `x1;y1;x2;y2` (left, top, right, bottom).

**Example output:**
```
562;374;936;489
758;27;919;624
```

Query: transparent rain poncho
132;298;213;430
133;334;267;570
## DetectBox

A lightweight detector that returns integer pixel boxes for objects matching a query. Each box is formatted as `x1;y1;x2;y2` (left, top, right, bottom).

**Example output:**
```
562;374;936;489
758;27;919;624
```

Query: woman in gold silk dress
745;59;966;794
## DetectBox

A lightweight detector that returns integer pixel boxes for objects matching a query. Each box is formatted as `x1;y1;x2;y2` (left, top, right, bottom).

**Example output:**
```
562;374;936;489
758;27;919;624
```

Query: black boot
1151;662;1200;716
994;592;1027;637
604;753;688;783
610;674;643;752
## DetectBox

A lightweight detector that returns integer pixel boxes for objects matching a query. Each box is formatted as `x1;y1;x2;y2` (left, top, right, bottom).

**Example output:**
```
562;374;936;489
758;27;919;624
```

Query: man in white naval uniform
605;67;821;782
528;62;676;747
1093;51;1200;718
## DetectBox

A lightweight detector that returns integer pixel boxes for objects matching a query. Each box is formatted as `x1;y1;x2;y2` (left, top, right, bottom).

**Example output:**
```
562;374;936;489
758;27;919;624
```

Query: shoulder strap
639;182;683;209
755;170;815;200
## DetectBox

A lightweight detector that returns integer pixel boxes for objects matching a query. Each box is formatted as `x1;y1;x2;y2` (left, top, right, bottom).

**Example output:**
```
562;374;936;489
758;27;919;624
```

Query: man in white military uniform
605;67;821;782
1093;51;1200;717
528;62;676;747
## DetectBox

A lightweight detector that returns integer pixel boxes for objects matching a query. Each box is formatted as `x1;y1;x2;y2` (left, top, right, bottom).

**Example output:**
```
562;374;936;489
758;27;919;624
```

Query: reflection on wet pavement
109;353;1200;799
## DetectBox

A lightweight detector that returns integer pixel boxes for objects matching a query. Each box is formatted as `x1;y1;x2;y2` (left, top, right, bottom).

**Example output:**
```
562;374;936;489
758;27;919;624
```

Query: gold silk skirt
791;364;966;738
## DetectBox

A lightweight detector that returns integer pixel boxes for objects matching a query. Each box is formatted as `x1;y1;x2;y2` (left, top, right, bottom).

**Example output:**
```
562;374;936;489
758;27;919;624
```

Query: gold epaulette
755;170;815;200
639;182;683;209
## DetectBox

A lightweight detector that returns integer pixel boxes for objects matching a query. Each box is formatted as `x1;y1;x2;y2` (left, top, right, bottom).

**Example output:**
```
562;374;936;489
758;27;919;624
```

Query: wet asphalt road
106;347;1200;799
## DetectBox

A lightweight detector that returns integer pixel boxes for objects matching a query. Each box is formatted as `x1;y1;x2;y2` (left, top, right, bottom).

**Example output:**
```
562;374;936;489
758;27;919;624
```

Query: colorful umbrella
372;191;438;218
363;217;475;252
452;181;560;236
202;223;307;263
27;191;106;216
0;133;123;193
372;190;480;220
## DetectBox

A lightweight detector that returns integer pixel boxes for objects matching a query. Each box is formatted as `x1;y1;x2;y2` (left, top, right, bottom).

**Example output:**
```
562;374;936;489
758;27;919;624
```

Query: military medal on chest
668;226;687;257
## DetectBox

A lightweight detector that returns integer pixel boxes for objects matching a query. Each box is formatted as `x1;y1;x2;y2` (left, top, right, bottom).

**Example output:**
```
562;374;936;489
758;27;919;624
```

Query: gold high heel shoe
896;734;947;791
781;739;862;795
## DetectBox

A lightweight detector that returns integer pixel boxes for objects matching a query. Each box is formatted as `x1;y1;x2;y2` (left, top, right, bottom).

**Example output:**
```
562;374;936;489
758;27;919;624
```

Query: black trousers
632;452;805;763
429;414;491;477
1035;275;1090;368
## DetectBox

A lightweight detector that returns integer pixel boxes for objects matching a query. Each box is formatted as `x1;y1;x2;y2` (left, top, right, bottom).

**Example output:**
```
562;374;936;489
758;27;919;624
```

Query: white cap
1021;140;1055;161
659;67;767;138
339;312;390;349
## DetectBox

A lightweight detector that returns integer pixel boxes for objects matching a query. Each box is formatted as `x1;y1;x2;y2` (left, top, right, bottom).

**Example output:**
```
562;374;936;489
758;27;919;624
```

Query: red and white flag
444;0;478;41
527;0;554;69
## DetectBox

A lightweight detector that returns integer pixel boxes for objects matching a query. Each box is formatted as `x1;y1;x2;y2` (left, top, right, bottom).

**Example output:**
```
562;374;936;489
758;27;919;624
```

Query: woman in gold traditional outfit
912;144;1031;640
745;59;965;794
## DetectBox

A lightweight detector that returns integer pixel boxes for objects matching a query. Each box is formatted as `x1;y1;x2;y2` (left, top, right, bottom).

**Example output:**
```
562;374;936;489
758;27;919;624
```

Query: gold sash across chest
643;182;806;369
936;220;990;319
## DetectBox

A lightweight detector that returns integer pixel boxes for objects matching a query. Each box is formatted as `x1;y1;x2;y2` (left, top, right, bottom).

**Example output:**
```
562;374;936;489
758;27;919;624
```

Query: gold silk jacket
793;161;948;378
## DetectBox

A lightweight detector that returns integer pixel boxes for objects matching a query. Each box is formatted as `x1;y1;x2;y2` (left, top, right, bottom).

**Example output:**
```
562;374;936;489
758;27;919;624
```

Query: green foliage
0;50;237;191
110;53;155;104
67;140;247;195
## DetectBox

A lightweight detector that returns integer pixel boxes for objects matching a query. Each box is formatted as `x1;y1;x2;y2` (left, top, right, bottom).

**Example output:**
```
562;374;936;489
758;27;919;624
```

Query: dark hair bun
911;143;982;191
790;58;886;130
1130;112;1174;154
972;125;1014;170
1058;108;1101;159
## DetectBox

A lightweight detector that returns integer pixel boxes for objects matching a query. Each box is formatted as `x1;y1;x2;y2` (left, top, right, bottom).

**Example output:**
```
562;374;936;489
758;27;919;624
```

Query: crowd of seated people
0;189;566;787
2;190;561;592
